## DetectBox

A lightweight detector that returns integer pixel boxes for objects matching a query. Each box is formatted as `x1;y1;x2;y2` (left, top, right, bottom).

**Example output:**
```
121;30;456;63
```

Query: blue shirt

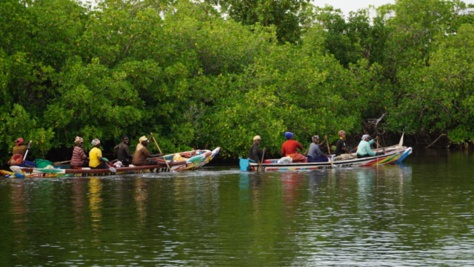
307;143;324;159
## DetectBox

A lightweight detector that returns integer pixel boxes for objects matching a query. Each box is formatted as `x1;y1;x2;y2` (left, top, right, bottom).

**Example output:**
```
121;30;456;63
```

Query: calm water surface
1;149;474;266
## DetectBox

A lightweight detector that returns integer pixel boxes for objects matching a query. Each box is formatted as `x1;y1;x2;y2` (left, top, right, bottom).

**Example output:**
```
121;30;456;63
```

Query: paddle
375;136;380;168
325;136;334;168
374;136;385;154
53;160;71;166
106;161;116;173
258;148;265;172
23;140;32;161
149;132;171;171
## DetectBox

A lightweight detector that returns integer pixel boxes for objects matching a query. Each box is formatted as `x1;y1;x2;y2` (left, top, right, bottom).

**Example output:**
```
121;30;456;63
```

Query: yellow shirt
12;145;27;156
89;147;102;168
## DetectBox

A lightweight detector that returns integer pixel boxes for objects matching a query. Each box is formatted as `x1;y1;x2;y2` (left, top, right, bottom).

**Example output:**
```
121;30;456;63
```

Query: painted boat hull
2;147;220;178
243;146;412;172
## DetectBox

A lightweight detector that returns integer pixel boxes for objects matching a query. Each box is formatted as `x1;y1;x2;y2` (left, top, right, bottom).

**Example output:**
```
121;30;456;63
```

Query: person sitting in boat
12;137;27;156
248;135;264;163
335;130;349;156
114;135;132;167
7;138;27;165
132;136;161;166
8;138;36;167
281;132;307;162
89;138;109;169
356;134;384;158
70;136;88;168
307;135;329;162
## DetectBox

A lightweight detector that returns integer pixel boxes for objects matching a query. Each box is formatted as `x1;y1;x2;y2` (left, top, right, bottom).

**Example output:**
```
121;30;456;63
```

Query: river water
1;149;474;266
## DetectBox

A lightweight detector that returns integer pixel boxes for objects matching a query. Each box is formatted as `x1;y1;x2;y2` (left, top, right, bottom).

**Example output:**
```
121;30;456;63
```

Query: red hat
15;138;24;145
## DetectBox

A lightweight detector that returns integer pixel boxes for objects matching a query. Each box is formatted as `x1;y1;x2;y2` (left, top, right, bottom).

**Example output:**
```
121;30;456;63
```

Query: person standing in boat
335;130;349;156
70;136;88;168
356;134;384;158
89;138;109;169
114;135;132;167
281;132;307;162
248;135;264;162
307;135;329;162
132;136;160;166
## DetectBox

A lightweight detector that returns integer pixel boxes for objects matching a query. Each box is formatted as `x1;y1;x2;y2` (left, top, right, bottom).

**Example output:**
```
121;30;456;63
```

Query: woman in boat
307;135;329;162
7;138;27;165
70;136;88;168
281;132;307;162
248;135;264;162
356;134;384;158
12;138;27;157
89;138;109;169
132;136;160;166
114;135;132;166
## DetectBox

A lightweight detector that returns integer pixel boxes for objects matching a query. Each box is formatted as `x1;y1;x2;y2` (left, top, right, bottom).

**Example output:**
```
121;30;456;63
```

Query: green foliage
0;104;54;160
390;23;474;144
44;56;144;147
2;0;474;166
206;0;311;43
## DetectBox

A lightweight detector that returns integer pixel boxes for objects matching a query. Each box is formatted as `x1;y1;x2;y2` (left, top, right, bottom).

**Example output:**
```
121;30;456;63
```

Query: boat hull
243;146;412;172
2;147;220;178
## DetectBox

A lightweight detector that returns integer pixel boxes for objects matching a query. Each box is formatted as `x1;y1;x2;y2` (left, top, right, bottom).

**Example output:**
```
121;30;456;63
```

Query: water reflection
88;178;102;235
72;178;87;229
11;179;27;256
3;161;474;266
307;170;325;196
134;177;148;229
280;172;305;209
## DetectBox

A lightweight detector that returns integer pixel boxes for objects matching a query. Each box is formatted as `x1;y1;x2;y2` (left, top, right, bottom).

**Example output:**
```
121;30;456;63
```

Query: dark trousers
307;155;328;162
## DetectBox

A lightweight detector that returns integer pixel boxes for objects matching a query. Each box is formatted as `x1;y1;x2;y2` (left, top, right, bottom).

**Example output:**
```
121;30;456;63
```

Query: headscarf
15;138;24;146
312;135;319;141
284;132;294;140
253;135;261;141
91;138;100;146
362;134;370;140
74;136;84;145
139;136;148;143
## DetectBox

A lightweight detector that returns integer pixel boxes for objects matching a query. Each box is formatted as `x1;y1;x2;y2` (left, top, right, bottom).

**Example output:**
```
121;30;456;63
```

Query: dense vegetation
1;0;474;164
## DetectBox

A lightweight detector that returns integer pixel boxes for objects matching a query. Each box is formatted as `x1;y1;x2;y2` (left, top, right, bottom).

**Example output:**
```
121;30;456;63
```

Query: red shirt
281;140;303;156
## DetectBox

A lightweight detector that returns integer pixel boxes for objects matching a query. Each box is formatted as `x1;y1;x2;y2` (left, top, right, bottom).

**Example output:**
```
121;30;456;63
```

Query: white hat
362;134;370;140
91;138;100;146
139;136;149;142
253;135;261;141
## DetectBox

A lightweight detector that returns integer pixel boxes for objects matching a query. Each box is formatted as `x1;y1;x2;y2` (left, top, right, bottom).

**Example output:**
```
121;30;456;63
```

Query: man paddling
132;136;161;166
248;135;264;163
356;134;384;158
307;135;329;162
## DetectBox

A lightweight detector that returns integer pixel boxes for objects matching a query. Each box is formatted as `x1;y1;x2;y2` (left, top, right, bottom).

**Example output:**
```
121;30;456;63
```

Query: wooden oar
23;140;32;161
106;161;116;173
150;132;171;171
375;136;380;168
53;160;71;166
325;136;334;168
258;148;265;172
